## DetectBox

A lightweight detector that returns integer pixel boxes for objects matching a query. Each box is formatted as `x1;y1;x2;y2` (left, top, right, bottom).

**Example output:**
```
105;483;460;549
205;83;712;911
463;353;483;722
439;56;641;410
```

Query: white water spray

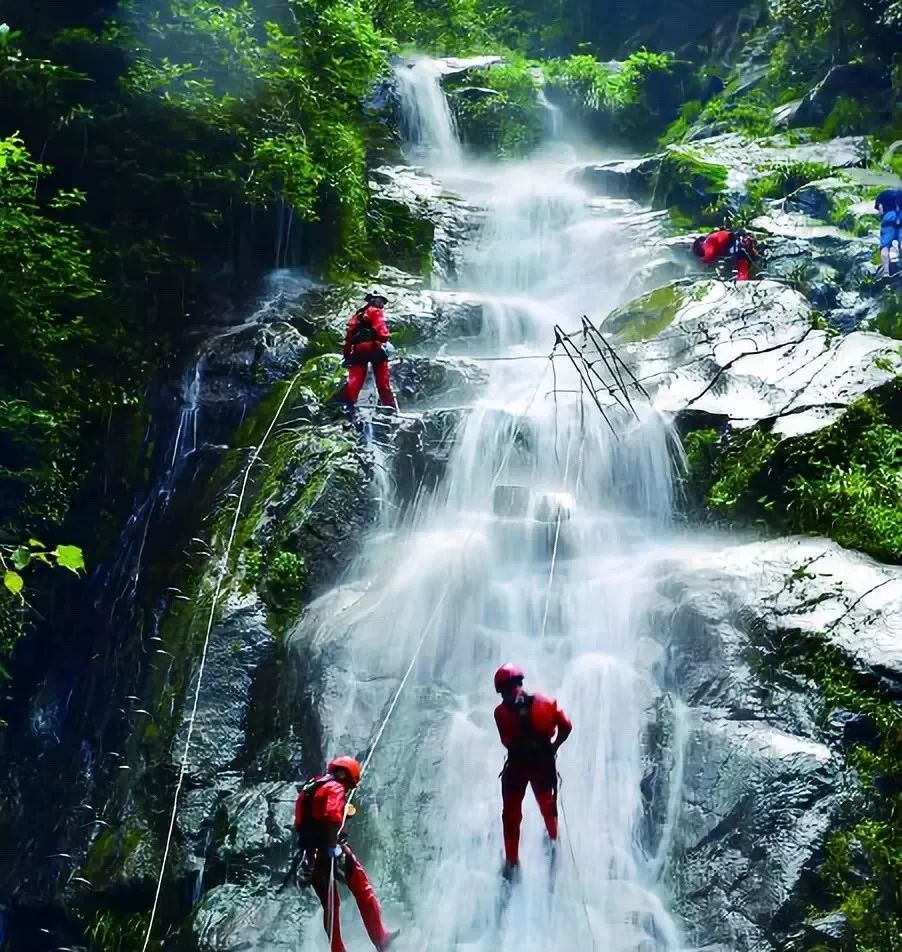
296;59;685;951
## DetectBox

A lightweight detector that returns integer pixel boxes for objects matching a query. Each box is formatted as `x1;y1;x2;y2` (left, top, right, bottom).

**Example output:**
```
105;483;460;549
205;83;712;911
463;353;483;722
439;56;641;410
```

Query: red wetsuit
341;305;397;409
494;690;573;865
699;229;752;280
294;776;392;952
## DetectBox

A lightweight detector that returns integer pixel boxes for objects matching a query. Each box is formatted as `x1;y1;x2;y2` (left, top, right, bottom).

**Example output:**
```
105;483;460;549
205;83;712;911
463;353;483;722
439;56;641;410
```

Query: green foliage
652;148;728;219
545;49;679;144
367;198;434;274
448;62;544;158
267;550;306;592
787;408;902;562
685;394;902;562
768;0;900;88
371;0;500;54
683;90;775;141
707;428;779;512
80;909;152;952
747;160;836;204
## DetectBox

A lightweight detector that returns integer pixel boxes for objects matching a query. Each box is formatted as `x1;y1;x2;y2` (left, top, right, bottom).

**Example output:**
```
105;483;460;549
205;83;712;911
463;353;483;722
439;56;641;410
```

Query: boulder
655;537;902;689
641;533;902;949
604;279;901;435
173;595;275;785
390;355;487;406
777;64;890;130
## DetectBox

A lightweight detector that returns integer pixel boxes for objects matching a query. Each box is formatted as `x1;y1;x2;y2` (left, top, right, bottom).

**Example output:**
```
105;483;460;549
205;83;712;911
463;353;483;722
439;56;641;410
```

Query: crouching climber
294;756;399;952
339;289;398;417
691;228;762;281
493;664;572;878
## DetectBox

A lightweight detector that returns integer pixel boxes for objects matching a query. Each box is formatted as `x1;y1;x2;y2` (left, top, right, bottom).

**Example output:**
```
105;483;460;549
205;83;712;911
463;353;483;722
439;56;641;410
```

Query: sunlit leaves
3;571;24;597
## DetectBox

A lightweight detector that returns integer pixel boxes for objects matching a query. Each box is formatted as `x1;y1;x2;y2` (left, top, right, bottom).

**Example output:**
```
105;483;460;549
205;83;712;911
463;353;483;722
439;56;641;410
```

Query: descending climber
294;756;399;952
493;664;572;877
339;289;398;416
691;228;761;281
875;187;902;278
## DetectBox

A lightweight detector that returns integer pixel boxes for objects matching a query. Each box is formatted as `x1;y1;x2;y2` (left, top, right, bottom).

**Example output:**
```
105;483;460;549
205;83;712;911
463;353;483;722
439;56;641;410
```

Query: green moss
707;428;779;513
82;827;143;887
367;197;434;275
604;283;690;342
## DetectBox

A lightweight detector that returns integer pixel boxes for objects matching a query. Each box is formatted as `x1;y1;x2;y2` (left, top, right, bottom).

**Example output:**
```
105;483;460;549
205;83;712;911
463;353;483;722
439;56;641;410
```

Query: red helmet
494;664;524;693
327;756;362;787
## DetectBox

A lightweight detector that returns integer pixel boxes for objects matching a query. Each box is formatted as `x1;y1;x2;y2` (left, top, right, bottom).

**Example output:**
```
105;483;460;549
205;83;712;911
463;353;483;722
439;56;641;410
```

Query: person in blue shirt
875;188;902;278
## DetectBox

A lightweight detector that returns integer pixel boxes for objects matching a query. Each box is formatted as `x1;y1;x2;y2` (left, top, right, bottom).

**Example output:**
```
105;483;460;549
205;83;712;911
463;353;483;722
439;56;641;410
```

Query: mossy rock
604;281;694;341
367;196;434;275
651;147;729;218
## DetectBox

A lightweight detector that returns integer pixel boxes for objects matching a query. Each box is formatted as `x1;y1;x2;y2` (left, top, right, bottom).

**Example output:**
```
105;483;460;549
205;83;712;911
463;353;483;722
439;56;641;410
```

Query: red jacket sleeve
368;306;390;342
553;703;573;746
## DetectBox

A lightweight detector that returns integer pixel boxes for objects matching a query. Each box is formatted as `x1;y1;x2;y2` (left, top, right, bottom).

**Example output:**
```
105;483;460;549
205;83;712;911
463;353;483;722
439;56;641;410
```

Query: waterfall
294;58;684;951
394;57;464;169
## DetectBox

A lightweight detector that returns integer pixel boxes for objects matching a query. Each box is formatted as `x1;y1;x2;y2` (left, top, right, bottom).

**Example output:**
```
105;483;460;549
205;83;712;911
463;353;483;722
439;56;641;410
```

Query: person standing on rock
293;756;399;952
691;228;761;281
493;664;572;879
875;187;902;278
339;289;398;417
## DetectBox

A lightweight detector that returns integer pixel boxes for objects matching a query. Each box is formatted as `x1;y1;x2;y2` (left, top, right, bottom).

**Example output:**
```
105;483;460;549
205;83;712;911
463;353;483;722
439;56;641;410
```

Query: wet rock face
606;279;900;436
645;536;902;949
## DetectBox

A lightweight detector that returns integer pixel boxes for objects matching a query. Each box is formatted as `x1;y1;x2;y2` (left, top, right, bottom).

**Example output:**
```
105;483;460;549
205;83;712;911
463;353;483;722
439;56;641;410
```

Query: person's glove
328;845;343;860
381;342;395;359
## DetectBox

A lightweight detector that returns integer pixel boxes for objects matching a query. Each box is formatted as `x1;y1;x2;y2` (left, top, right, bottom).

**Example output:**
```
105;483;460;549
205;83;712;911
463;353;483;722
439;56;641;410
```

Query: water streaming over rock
290;59;686;951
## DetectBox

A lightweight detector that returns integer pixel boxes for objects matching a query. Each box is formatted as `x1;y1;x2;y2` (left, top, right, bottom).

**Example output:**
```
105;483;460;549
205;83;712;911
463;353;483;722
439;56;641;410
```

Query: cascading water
296;60;685;950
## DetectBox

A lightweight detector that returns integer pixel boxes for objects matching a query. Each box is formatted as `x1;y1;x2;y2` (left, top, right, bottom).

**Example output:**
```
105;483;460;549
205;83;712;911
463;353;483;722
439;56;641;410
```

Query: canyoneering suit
341;304;398;410
494;690;573;866
294;775;393;952
697;229;760;281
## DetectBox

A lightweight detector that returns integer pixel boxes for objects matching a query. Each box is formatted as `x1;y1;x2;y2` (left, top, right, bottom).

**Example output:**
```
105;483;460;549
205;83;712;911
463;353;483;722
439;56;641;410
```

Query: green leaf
11;546;31;570
27;538;45;548
4;570;24;596
53;545;85;573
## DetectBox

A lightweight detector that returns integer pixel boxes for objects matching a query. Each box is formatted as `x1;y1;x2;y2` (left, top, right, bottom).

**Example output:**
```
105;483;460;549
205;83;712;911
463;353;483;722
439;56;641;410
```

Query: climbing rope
141;374;304;951
340;349;559;820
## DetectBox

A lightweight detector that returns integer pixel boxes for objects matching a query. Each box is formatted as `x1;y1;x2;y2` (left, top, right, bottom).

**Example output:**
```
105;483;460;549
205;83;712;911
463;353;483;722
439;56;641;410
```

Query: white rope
141;376;301;951
341;352;557;821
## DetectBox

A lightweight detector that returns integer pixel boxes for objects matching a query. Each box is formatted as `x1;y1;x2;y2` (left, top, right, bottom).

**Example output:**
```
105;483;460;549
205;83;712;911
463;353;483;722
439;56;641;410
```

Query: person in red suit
493;664;573;877
294;756;399;952
691;229;761;280
340;289;398;413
